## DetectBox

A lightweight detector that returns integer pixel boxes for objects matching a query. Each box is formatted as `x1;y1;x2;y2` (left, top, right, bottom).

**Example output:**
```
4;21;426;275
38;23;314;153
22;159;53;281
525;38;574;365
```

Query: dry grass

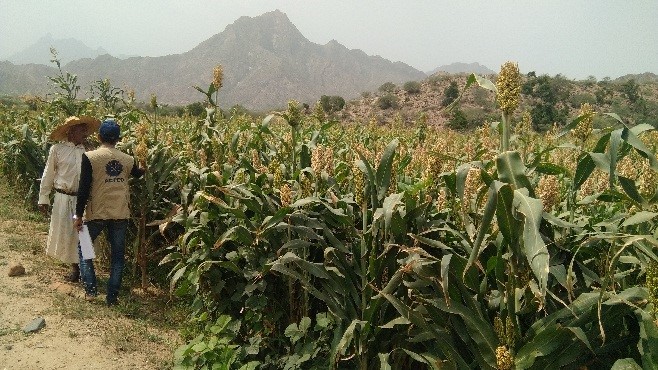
0;175;185;369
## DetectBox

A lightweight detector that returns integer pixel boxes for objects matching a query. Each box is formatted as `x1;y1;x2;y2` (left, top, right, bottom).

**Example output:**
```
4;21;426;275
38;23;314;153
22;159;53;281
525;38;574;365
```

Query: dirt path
0;182;182;369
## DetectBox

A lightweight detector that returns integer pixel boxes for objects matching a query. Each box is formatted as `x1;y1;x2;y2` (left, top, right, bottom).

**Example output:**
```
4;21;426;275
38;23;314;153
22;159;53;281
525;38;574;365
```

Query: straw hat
49;116;101;141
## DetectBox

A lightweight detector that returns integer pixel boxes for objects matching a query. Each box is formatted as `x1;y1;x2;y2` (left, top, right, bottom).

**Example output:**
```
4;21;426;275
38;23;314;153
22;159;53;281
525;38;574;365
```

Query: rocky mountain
428;62;495;76
1;10;426;111
6;34;108;66
0;61;56;97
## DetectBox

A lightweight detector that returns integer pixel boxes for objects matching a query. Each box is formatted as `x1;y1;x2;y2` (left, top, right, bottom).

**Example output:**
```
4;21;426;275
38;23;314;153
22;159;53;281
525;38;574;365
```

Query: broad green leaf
515;327;572;369
534;162;571;177
426;298;497;368
610;359;642;370
465;184;496;275
589;152;611;173
496;151;534;195
621;211;658;227
558;114;587;139
494;181;517;243
335;319;364;356
378;353;392;370
376;139;398;201
638;310;658;367
618;176;645;205
513;190;549;294
622;126;658;171
373;192;404;236
474;74;497;92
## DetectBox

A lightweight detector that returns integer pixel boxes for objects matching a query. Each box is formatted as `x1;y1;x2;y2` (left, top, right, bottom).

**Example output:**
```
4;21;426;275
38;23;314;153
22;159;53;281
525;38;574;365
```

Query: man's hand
73;217;83;232
38;204;49;216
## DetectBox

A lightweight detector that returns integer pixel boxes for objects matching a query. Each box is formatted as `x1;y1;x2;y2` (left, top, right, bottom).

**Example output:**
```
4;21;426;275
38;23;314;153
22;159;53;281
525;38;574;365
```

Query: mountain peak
7;35;108;66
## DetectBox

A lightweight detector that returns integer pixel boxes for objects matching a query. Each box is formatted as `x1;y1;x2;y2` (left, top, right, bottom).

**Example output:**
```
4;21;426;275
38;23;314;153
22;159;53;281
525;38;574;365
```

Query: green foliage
446;107;468;130
320;95;346;113
442;81;460;107
3;60;658;370
186;102;206;117
622;79;642;104
403;81;421;94
378;94;398;110
523;74;571;131
378;82;397;93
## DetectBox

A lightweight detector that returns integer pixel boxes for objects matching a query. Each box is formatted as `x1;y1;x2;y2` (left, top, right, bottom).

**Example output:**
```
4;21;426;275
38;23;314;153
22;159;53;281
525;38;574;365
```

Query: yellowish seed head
213;65;224;90
496;62;521;115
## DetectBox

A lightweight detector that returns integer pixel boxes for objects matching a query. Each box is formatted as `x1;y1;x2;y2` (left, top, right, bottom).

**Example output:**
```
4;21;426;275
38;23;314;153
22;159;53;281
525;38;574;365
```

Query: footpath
0;179;181;370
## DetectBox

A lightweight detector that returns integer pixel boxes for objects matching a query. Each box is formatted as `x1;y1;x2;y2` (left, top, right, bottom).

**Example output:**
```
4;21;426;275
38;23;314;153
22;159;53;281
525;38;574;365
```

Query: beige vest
84;147;135;220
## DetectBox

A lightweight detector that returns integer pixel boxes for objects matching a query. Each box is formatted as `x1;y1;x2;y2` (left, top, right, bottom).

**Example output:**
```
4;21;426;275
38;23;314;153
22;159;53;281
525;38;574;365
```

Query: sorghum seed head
213;65;224;90
496;62;521;115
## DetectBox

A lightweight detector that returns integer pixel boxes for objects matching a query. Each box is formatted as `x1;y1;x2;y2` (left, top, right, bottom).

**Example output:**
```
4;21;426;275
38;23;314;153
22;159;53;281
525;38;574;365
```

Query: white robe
39;142;85;264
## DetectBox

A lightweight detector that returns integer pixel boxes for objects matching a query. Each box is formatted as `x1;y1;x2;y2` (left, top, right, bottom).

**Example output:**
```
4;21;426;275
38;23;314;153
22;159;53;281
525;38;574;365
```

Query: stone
8;262;25;277
23;317;46;333
4;345;12;350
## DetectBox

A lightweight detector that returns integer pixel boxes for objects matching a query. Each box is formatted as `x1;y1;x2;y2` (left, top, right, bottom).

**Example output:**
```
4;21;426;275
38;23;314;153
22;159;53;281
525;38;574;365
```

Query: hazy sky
1;1;657;80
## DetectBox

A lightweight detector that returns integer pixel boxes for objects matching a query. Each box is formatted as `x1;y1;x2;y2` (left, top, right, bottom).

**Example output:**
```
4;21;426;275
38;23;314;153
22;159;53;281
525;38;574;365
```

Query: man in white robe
38;116;100;282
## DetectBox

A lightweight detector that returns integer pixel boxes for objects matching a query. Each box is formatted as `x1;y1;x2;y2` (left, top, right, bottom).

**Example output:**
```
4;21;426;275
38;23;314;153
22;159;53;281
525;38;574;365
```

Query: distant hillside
615;72;658;84
6;34;108;66
341;72;658;129
428;62;495;76
1;10;425;111
0;61;55;96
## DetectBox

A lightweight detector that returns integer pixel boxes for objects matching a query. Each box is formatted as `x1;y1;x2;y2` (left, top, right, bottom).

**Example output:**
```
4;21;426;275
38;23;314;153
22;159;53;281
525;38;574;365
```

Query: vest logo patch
105;160;123;176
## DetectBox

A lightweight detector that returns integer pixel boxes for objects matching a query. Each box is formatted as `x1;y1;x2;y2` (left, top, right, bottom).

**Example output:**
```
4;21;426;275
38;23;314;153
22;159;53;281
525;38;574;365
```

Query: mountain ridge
2;10;426;110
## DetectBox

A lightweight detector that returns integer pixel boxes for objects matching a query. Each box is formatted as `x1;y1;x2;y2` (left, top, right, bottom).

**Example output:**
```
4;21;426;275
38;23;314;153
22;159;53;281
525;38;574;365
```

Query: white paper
79;225;95;260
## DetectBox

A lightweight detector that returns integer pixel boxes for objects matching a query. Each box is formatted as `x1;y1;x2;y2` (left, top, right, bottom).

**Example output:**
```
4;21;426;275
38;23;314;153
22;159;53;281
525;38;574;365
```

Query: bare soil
0;181;183;370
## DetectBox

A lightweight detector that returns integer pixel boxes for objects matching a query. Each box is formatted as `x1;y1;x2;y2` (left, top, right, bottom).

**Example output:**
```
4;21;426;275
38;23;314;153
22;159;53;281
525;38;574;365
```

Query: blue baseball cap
99;118;120;142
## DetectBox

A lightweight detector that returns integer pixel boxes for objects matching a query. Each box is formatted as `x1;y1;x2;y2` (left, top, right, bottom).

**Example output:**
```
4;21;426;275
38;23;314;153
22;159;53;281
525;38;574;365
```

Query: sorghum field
2;60;658;370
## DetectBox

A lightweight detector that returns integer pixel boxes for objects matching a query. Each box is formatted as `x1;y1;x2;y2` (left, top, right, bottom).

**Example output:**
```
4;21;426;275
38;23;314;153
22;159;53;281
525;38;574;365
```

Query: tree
403;81;421;94
378;82;397;93
320;95;345;113
186;102;205;117
621;79;641;104
377;94;398;109
523;74;570;131
446;107;468;130
442;81;459;107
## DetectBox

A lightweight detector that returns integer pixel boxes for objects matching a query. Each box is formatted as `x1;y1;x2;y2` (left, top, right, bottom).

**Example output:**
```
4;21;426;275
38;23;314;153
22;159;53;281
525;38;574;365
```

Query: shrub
403;81;421;94
442;81;459;107
377;94;398;109
320;95;345;113
446;107;468;130
378;82;397;93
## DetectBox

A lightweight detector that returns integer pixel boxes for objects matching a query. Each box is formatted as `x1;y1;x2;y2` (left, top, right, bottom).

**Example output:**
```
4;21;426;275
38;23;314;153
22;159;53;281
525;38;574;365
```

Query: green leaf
618;176;645;205
622;126;658;171
378;353;392;370
515;327;572;369
610;359;642;370
494;181;517;243
534;162;571;176
621;211;658;227
609;128;622;187
558;114;587;138
425;298;497;368
335;319;364;356
465;184;496;275
513;190;549;294
474;74;497;92
496;151;534;195
376;139;399;201
589;152;611;173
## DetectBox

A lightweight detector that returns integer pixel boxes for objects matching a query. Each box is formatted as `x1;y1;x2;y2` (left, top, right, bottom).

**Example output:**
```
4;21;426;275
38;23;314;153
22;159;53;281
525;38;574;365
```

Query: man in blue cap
73;117;145;305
